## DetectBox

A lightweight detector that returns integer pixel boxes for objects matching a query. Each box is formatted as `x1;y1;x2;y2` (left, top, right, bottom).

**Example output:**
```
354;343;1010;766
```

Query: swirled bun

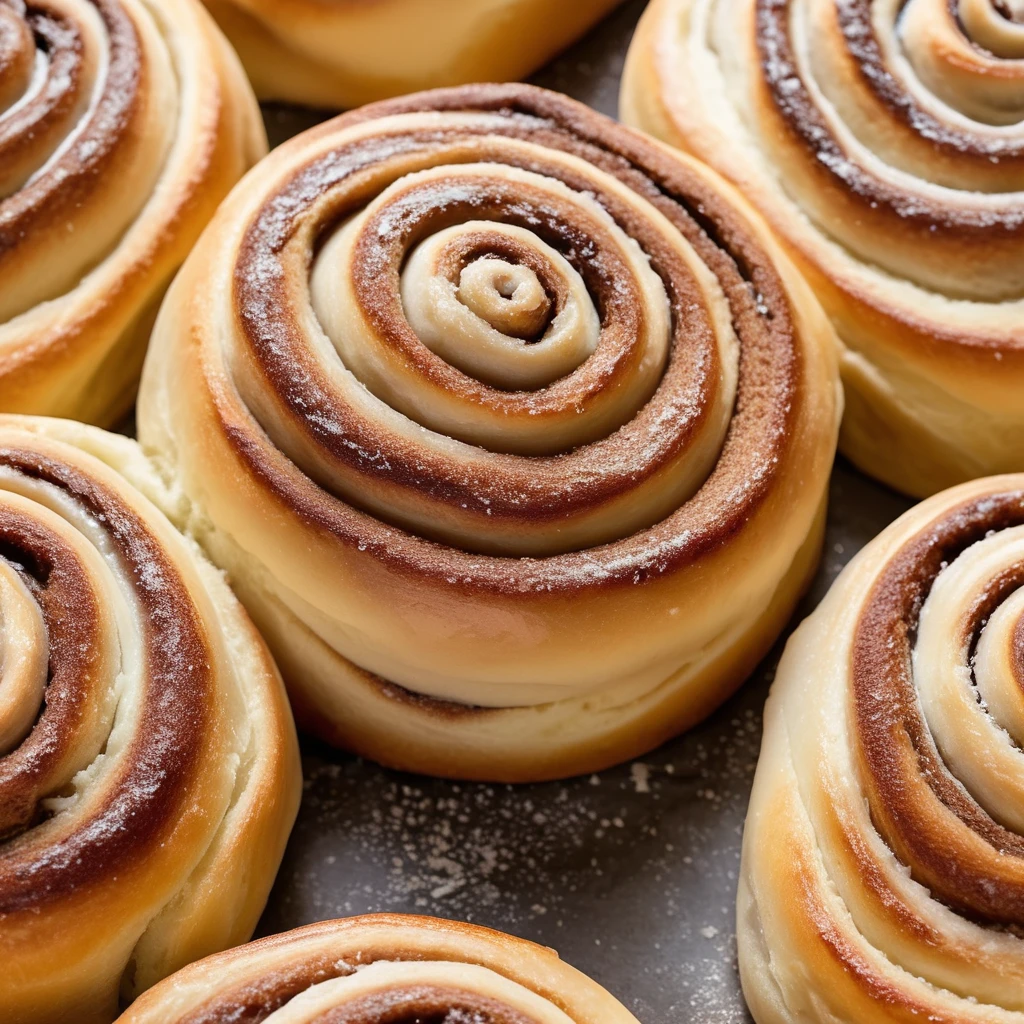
117;914;639;1024
201;0;624;108
137;84;841;782
0;0;265;425
0;416;300;1024
740;475;1024;1023
621;0;1024;497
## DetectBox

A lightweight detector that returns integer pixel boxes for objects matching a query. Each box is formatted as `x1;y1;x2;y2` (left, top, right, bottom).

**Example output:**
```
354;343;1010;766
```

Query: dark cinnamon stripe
0;504;104;838
179;945;539;1024
1013;606;1024;696
308;985;539;1024
430;229;565;343
837;0;1024;160
350;169;659;422
789;837;962;1023
180;953;356;1024
961;565;1024;670
352;171;629;389
993;0;1024;25
0;448;212;911
852;489;1024;923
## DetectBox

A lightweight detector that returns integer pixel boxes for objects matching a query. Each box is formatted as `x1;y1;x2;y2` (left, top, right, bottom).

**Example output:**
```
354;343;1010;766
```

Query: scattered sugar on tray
261;671;769;1024
630;763;651;794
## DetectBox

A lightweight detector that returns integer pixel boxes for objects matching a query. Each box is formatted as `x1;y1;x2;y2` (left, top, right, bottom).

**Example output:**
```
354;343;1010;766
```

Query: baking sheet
254;5;915;1020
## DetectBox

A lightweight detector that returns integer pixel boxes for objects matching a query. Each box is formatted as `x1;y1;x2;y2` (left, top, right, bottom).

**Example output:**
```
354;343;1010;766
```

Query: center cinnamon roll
137;84;841;782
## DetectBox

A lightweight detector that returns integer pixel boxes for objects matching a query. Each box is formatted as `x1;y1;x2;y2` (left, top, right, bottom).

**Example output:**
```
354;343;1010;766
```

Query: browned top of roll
219;83;811;587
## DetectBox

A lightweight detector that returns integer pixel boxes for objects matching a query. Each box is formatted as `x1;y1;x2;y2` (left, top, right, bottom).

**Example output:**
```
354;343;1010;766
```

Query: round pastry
116;914;640;1024
137;83;841;782
740;475;1024;1023
201;0;624;109
0;0;266;425
621;0;1024;498
0;416;301;1024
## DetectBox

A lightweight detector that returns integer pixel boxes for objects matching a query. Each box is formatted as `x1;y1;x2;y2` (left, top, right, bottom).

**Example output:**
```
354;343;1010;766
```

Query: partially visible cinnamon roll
201;0;624;109
116;914;640;1024
0;0;265;425
740;475;1024;1023
0;416;300;1024
622;0;1024;497
137;84;841;781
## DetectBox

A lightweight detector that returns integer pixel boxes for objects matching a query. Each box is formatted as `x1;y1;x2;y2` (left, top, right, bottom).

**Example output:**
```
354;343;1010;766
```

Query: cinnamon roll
136;84;841;782
740;475;1024;1023
117;914;640;1024
0;416;301;1024
201;0;624;109
0;0;265;425
622;0;1024;497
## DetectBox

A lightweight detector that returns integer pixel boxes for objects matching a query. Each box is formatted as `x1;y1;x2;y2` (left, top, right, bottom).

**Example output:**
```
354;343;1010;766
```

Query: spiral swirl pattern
0;0;265;424
622;0;1024;497
201;0;623;108
137;84;840;782
0;416;300;1024
739;475;1024;1024
117;914;640;1024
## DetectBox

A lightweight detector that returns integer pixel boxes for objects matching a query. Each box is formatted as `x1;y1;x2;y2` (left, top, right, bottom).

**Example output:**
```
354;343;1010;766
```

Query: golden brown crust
622;0;1024;497
118;914;639;1024
0;0;266;426
138;83;840;781
0;416;301;1024
740;474;1024;1023
201;0;624;108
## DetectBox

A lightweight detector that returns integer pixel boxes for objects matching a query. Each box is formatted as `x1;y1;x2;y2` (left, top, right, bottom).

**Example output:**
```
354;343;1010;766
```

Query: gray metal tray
254;5;915;1020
